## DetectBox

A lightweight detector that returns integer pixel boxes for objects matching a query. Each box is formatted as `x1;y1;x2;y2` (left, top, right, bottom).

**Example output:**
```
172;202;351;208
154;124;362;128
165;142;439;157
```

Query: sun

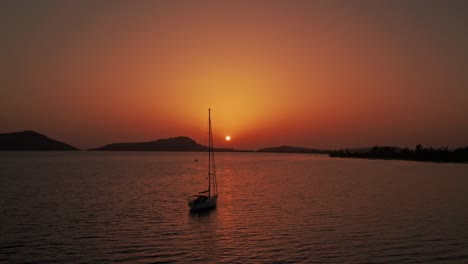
225;135;231;141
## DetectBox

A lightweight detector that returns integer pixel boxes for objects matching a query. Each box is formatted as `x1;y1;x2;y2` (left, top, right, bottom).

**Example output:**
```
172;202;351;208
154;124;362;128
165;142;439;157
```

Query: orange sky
1;1;468;150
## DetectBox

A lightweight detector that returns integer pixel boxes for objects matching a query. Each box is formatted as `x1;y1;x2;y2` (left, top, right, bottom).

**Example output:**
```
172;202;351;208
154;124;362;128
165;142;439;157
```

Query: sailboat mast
208;108;211;197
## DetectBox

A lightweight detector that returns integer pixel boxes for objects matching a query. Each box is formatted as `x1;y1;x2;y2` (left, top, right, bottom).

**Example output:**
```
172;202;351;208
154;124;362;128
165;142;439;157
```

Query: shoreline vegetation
1;131;467;163
330;145;468;163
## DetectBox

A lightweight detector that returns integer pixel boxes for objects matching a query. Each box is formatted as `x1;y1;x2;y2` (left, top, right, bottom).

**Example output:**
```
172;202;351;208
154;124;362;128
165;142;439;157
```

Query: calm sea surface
1;152;468;263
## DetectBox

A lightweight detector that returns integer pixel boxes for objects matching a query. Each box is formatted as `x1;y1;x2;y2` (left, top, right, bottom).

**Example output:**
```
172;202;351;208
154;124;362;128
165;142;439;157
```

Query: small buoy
195;159;198;162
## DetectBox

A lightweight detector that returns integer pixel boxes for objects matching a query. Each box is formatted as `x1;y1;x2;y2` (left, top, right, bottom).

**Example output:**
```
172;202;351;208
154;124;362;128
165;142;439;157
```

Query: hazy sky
1;0;468;150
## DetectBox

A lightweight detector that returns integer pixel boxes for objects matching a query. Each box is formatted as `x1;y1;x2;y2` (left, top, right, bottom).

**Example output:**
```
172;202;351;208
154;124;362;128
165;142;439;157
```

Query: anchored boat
187;109;218;210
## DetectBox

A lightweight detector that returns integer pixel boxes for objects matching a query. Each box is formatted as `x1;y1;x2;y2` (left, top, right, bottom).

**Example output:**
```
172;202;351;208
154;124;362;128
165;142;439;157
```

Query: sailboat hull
188;195;218;211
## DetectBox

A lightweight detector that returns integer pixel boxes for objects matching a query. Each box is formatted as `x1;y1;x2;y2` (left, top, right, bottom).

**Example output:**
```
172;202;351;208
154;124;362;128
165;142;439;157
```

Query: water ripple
1;152;468;263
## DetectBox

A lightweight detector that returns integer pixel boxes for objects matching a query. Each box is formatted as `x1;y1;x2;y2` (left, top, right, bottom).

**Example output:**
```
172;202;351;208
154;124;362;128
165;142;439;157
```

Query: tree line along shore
330;145;468;163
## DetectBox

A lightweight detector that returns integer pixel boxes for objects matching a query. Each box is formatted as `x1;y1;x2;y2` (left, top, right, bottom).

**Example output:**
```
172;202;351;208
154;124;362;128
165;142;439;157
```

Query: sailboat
187;109;218;210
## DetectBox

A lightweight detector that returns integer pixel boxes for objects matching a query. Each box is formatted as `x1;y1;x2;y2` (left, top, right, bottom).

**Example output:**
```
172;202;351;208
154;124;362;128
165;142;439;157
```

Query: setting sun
225;136;231;141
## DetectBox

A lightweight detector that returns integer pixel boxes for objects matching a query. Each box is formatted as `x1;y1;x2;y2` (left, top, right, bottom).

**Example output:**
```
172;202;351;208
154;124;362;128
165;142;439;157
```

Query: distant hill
89;136;209;151
0;131;80;151
257;146;331;154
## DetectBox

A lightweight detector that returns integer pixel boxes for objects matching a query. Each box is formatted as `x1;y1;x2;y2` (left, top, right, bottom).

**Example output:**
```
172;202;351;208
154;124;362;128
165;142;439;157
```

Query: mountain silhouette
0;131;80;151
89;136;208;151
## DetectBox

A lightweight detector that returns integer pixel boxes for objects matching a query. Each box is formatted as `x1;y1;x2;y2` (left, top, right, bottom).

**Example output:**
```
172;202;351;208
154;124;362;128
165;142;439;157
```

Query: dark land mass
330;145;468;163
90;137;329;153
88;136;240;152
89;136;206;151
257;146;331;154
0;131;80;151
5;131;466;163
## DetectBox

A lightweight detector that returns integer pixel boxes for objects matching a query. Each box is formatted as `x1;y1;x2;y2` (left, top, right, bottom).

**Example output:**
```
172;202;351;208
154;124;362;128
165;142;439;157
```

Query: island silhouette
89;136;209;151
0;131;80;151
1;130;467;163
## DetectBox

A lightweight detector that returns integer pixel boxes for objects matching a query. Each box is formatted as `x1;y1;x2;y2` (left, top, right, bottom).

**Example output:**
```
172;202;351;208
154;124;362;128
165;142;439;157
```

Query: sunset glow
1;1;467;150
225;136;231;142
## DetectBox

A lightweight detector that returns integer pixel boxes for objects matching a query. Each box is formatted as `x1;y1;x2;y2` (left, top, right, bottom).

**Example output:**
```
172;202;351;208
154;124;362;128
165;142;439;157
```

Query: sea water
1;152;468;263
